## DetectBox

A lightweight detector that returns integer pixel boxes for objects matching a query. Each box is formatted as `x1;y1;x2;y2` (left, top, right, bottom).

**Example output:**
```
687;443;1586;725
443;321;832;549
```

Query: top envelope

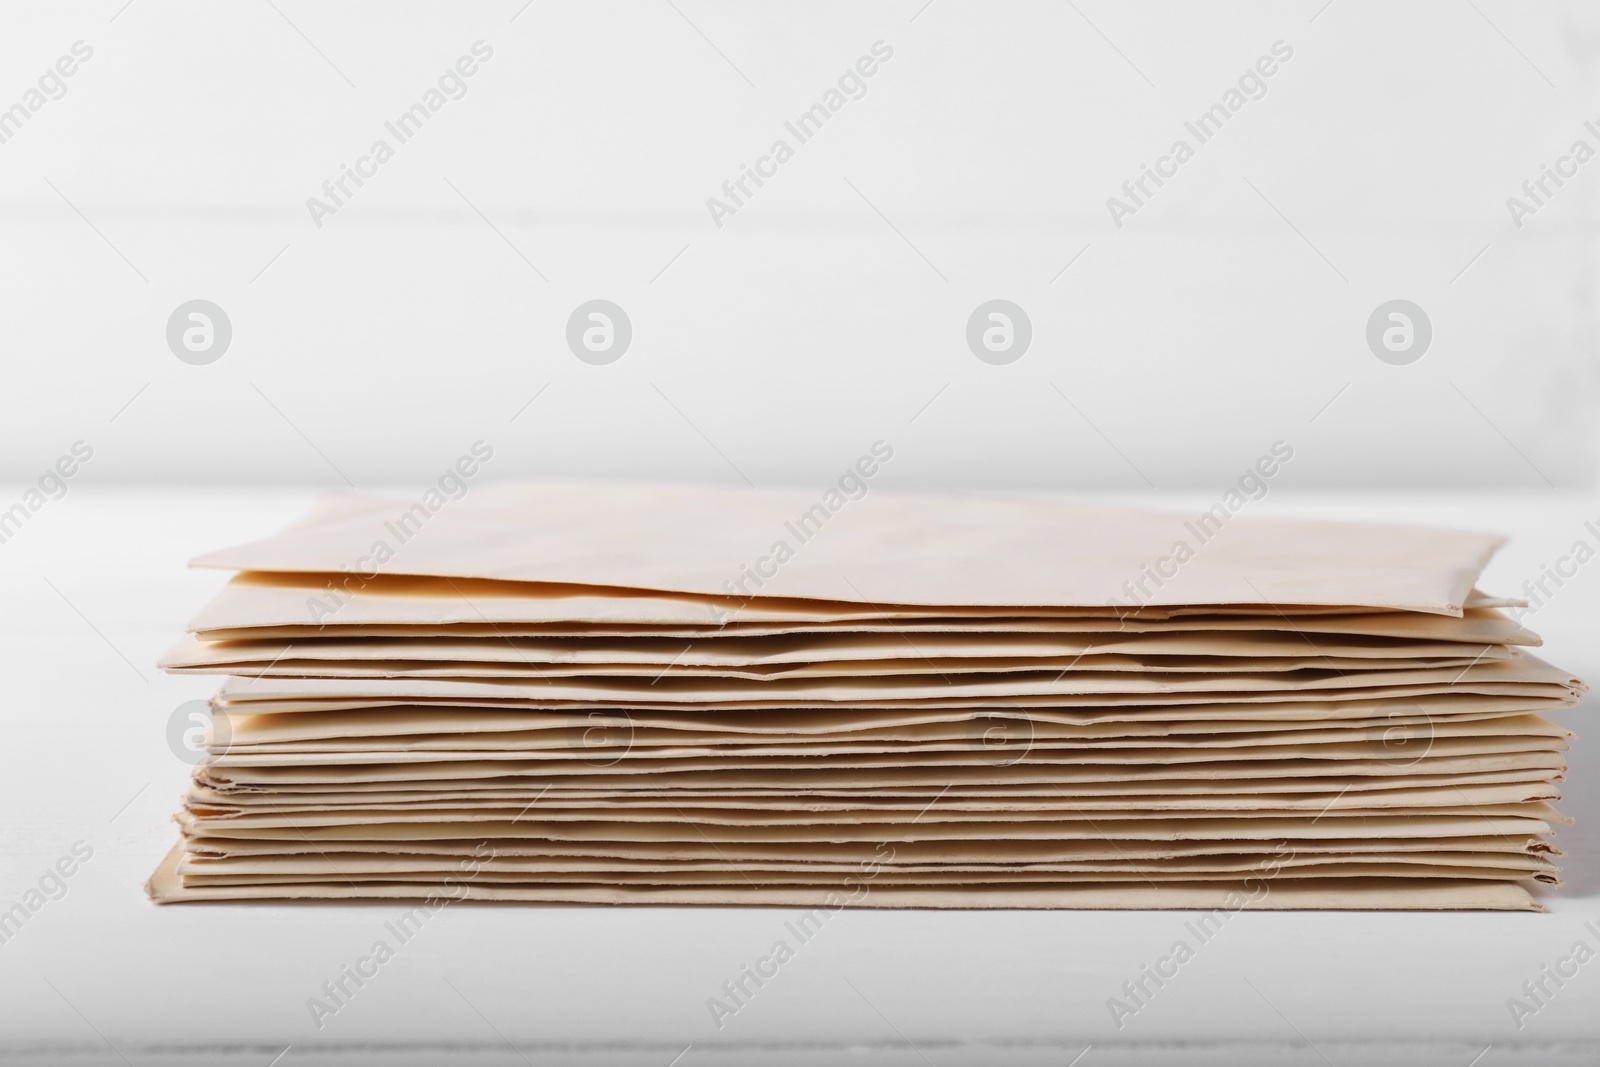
190;482;1501;614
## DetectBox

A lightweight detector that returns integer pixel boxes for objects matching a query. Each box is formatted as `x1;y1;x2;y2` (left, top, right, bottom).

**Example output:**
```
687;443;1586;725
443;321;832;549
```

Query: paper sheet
149;485;1581;910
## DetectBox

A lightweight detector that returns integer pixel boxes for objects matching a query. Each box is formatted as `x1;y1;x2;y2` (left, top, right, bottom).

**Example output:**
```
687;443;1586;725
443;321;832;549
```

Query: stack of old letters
147;481;1582;911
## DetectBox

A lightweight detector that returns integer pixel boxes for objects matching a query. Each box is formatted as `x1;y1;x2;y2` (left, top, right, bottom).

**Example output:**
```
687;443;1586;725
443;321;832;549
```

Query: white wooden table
1;487;1595;1066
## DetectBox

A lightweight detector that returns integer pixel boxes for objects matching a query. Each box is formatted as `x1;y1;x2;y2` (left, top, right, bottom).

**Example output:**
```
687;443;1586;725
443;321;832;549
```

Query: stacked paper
148;483;1584;910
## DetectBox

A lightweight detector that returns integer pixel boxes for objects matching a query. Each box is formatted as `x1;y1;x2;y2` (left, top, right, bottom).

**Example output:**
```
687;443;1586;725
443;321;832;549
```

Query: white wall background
1;0;1596;494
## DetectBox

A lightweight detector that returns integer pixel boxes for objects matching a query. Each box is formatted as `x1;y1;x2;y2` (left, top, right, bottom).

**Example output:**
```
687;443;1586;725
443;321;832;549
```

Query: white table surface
1;486;1596;1066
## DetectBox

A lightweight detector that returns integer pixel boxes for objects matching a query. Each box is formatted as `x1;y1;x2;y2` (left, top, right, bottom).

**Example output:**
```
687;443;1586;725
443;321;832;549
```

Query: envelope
148;483;1582;911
